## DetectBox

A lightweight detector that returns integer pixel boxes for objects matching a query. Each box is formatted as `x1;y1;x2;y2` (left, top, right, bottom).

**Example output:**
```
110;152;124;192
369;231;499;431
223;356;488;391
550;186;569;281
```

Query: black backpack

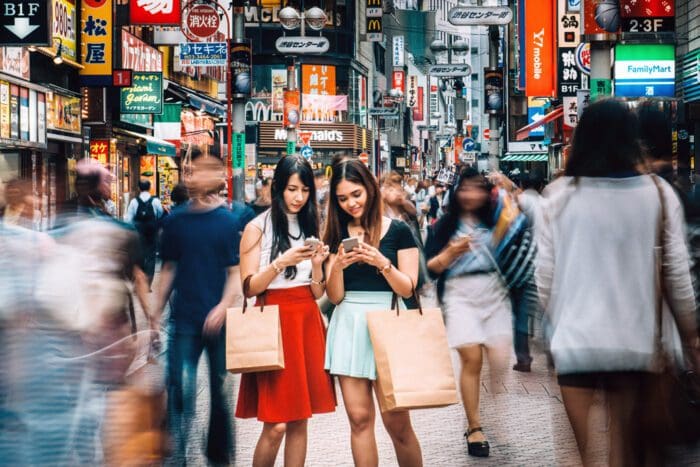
134;197;158;237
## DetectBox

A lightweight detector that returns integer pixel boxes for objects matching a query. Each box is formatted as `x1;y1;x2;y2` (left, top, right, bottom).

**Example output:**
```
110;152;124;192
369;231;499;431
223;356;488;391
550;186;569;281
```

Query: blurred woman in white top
537;99;700;466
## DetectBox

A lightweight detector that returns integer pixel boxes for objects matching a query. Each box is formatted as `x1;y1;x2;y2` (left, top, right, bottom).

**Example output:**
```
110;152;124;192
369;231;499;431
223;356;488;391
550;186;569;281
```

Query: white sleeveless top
251;210;312;289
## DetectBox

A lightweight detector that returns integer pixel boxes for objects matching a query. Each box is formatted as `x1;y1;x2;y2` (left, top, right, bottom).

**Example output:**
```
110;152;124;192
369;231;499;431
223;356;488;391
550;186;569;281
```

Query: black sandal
464;427;490;458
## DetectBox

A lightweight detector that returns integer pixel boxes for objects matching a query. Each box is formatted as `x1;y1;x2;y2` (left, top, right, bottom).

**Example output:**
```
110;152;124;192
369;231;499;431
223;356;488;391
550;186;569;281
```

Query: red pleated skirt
235;286;337;423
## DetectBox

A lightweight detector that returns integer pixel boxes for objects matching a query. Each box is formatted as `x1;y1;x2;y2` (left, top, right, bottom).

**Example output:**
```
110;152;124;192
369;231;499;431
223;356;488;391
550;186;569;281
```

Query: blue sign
463;138;475;151
179;42;228;66
528;106;545;138
300;145;313;159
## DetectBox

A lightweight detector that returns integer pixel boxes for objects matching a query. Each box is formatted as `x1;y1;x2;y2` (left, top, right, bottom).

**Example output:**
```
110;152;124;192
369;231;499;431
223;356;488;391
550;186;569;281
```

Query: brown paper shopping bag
226;276;285;373
367;291;458;413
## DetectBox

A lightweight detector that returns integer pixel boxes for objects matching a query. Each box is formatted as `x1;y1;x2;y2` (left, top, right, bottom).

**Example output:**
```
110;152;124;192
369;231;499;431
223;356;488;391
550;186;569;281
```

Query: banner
392;70;405;93
0;82;9;139
407;76;418;108
525;0;555;96
301;94;348;122
130;0;181;25
80;0;112;85
413;87;424;121
302;65;336;95
120;72;163;114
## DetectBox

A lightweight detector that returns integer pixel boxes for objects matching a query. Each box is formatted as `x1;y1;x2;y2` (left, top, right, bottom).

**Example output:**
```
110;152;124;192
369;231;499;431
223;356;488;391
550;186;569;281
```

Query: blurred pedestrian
1;178;38;229
236;156;336;466
425;167;513;458
169;182;190;212
153;155;243;465
427;181;447;225
323;159;423;466
537;99;700;465
315;169;329;227
251;177;273;215
125;179;164;288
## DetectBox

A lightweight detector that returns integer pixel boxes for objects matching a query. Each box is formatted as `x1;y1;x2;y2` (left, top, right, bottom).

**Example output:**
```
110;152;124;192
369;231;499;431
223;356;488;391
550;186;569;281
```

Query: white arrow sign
275;37;329;54
4;17;39;40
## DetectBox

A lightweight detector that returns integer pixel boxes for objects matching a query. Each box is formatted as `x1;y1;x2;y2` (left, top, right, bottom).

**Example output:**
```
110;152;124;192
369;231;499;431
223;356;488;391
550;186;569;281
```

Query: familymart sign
614;44;675;97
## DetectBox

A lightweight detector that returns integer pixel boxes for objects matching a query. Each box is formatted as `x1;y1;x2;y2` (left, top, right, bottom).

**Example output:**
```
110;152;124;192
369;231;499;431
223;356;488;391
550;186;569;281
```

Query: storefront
257;121;371;170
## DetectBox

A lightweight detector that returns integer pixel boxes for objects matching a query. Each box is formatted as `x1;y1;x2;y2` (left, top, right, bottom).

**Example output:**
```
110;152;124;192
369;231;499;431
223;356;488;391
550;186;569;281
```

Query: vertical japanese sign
232;132;245;169
53;0;78;61
558;48;580;96
10;84;18;139
392;70;405;94
525;0;556;96
393;36;405;67
558;0;581;97
0;82;9;139
429;82;438;117
413;87;424;122
37;92;46;145
302;64;336;95
407;76;418;107
19;87;29;141
89;139;109;164
80;0;112;85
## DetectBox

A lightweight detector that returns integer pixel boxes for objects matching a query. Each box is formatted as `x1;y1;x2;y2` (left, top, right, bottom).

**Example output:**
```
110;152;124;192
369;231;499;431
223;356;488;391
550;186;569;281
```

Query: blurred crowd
1;98;699;466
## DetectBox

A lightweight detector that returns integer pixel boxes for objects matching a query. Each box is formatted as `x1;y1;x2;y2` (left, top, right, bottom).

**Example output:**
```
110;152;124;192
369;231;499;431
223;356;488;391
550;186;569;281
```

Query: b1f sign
614;44;675;97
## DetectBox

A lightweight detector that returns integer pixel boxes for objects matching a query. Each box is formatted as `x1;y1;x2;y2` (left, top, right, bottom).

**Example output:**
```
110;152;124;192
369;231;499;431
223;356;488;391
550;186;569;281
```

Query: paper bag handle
242;275;267;314
390;281;423;316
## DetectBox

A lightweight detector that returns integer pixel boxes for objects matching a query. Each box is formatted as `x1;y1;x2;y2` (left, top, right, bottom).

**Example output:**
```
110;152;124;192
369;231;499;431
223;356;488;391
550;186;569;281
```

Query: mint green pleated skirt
324;291;402;381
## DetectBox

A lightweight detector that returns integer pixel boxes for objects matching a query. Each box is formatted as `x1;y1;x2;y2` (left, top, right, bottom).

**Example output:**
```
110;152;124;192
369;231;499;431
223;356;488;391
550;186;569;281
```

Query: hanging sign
79;0;112;85
366;0;383;42
130;0;180;25
525;0;555;96
558;48;581;96
407;75;418;108
447;6;513;25
52;0;77;61
428;64;471;77
120;71;163;114
275;37;329;54
0;0;50;46
179;42;227;66
393;36;405;67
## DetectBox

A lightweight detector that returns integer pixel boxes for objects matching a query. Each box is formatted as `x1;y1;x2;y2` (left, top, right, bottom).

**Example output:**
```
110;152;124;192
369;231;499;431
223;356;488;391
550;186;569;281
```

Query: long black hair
425;167;495;260
566;98;642;177
269;155;319;279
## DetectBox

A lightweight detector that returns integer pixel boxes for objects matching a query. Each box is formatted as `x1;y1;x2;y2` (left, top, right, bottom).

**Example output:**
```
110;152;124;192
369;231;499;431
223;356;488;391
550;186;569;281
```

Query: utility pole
232;12;245;202
287;58;296;156
487;24;499;171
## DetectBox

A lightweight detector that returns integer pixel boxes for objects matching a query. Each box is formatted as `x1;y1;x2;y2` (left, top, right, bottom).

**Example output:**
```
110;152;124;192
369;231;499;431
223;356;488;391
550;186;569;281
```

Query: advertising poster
19;88;29;141
230;41;252;97
620;0;674;33
525;0;555;96
583;0;620;36
302;65;336;95
271;69;287;113
80;0;113;84
47;93;81;133
484;68;504;114
0;82;9;139
301;65;337;122
10;85;18;139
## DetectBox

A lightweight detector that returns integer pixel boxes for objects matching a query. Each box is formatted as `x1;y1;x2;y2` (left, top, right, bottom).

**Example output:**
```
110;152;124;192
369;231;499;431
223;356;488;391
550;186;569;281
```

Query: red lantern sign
130;0;181;25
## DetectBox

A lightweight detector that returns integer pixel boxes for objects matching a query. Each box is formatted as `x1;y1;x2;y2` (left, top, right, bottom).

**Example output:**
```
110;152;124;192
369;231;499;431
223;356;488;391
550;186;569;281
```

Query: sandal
464;427;490;458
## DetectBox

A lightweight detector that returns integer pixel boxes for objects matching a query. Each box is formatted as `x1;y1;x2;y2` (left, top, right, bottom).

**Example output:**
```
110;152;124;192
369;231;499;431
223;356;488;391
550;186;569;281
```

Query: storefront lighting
279;6;327;34
27;45;37;52
53;39;63;65
279;7;302;30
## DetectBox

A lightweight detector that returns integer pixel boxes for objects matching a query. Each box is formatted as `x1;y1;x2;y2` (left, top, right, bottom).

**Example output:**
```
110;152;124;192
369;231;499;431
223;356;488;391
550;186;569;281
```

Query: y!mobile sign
524;0;555;96
614;44;675;97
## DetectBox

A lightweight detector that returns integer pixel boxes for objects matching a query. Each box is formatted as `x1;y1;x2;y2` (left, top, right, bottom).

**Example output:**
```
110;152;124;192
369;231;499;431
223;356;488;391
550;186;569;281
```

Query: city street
174;334;592;466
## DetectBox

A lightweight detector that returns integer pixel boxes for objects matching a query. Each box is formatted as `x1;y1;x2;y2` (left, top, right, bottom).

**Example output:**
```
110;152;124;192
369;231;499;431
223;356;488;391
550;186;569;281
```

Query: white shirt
125;191;164;223
536;176;695;374
251;210;312;289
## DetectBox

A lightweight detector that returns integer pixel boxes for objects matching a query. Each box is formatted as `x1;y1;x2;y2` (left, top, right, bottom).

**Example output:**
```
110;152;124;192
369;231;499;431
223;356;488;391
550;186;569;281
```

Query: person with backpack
126;180;164;287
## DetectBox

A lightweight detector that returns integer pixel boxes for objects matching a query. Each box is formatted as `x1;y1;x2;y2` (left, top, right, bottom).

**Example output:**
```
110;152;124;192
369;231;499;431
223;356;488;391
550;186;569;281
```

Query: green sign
286;140;296;155
232;132;245;169
120;72;163;114
590;78;612;101
120;113;152;128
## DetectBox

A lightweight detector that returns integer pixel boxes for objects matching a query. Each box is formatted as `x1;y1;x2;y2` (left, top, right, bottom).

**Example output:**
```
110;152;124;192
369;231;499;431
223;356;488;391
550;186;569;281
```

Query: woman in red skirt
237;155;336;467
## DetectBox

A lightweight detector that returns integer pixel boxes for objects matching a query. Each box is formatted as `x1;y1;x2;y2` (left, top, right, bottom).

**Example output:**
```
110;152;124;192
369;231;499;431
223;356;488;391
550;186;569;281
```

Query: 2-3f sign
0;1;50;46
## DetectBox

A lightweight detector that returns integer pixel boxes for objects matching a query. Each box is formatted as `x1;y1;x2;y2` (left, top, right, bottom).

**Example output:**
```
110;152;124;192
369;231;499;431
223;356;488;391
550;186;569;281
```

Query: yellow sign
53;0;78;61
0;81;9;139
80;0;112;79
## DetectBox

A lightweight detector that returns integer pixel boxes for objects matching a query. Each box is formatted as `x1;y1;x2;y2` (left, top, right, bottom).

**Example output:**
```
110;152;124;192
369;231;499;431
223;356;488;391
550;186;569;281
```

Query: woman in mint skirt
323;158;423;467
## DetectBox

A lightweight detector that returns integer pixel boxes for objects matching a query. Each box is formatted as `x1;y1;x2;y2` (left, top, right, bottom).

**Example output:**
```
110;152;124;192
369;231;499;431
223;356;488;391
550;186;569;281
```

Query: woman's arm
239;223;280;297
325;254;345;305
426;238;470;275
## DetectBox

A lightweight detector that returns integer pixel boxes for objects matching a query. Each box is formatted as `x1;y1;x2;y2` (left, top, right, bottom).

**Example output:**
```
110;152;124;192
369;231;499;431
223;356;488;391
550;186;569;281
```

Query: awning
188;95;226;118
116;129;177;157
515;106;563;141
501;153;549;162
164;79;226;118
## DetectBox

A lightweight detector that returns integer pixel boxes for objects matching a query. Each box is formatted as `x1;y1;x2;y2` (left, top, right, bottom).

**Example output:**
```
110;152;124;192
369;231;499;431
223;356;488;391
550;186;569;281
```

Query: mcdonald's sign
366;18;383;41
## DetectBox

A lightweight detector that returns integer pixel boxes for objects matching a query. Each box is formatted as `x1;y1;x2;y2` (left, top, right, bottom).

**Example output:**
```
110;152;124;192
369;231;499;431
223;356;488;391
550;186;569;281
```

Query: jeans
167;330;233;464
510;280;538;365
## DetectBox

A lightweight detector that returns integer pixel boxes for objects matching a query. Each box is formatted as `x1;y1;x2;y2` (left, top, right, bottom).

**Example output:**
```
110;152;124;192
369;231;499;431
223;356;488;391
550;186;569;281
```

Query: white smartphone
342;237;359;252
304;237;320;249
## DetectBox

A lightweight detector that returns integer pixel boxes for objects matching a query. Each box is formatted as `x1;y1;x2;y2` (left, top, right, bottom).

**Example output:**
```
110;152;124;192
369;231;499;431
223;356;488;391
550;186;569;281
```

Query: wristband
271;260;284;274
310;278;326;286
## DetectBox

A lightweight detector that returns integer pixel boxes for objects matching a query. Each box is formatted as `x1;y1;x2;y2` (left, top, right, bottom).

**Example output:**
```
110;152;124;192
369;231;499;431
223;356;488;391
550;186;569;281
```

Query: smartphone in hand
341;237;359;252
304;237;320;249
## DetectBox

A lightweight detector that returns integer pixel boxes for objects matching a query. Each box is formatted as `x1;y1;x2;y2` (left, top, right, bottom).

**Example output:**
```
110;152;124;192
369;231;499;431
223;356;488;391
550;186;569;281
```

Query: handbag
225;276;285;373
367;288;459;413
643;175;700;444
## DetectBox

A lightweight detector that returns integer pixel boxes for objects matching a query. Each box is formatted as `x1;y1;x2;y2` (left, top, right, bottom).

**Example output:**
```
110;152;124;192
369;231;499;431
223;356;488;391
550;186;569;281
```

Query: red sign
483;128;490;139
454;135;463;164
89;139;110;164
112;69;132;87
620;0;674;18
392;70;405;93
358;152;369;165
525;0;556;96
130;0;181;25
298;131;313;146
413;87;424;122
283;89;300;129
121;30;163;72
185;4;220;40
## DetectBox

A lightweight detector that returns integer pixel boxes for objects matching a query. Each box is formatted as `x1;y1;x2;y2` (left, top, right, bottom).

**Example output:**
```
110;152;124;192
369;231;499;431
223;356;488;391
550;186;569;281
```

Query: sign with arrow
0;1;50;46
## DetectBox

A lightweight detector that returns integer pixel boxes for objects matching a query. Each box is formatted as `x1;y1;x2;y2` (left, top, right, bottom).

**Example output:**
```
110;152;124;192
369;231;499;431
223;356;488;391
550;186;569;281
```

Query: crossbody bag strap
650;174;668;368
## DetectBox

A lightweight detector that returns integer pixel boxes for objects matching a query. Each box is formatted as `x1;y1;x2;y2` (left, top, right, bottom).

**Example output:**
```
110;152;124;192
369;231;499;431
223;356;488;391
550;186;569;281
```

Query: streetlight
278;7;328;156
